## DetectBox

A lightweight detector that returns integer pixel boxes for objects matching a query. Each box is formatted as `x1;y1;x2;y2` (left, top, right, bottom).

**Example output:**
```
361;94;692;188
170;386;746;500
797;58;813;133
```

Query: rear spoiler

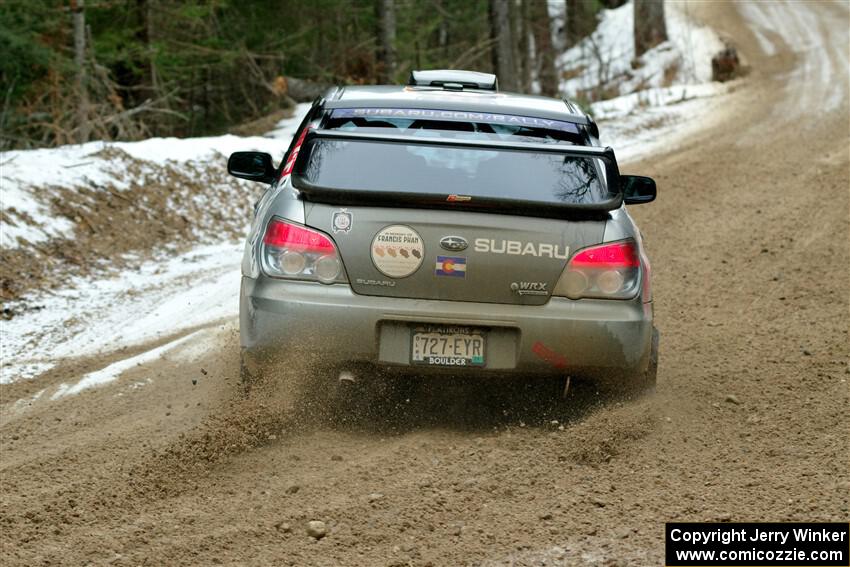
290;129;623;218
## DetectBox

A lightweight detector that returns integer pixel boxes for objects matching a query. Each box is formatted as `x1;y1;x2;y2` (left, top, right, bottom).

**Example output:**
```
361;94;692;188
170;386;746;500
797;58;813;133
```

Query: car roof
322;85;590;125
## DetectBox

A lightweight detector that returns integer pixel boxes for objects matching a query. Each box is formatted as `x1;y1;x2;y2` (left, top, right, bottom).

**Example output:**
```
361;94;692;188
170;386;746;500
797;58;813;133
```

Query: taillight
261;218;346;284
280;127;309;179
553;239;641;299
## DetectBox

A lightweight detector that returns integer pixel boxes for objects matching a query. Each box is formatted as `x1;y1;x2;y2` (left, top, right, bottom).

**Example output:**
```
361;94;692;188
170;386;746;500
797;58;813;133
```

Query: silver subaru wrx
228;70;658;395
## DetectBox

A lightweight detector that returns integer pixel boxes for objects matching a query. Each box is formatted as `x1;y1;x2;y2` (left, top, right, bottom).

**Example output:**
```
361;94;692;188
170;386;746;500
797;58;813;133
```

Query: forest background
0;0;671;149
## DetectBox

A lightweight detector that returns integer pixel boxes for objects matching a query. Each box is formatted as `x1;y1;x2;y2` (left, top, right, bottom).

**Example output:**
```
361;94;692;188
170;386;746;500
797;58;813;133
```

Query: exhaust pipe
562;375;572;399
338;370;356;384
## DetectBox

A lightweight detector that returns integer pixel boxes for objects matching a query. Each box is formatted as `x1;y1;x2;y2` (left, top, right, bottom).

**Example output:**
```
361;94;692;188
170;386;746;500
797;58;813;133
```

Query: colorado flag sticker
435;256;467;278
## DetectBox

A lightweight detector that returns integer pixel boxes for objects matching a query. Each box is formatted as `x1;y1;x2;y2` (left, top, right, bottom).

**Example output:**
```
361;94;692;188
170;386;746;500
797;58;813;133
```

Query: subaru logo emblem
440;236;468;252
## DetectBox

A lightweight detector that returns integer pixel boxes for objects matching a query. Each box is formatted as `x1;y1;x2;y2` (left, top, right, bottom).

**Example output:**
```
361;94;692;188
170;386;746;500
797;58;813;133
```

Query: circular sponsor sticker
371;225;424;278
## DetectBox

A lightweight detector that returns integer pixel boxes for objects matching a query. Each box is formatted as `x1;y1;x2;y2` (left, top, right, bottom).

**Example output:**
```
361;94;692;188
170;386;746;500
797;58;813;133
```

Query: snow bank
590;82;722;122
558;1;725;100
552;1;732;163
0;103;311;249
0;242;242;384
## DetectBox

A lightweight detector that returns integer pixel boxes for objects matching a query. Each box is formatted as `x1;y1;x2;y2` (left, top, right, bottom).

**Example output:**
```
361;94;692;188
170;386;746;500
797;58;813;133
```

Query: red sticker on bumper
531;341;568;370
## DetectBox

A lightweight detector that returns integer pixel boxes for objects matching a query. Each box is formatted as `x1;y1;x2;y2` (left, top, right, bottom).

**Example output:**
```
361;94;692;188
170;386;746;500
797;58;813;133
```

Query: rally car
229;70;658;395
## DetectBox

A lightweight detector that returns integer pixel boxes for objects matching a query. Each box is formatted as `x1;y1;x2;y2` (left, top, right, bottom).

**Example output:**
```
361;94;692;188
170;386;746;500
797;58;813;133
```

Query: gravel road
1;3;848;565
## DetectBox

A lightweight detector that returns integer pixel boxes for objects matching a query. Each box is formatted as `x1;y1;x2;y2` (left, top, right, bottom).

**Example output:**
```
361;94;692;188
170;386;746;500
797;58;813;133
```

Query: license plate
410;325;486;367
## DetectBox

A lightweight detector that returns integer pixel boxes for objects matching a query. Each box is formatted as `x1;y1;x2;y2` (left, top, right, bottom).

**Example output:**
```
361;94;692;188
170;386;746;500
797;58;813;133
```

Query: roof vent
408;70;498;91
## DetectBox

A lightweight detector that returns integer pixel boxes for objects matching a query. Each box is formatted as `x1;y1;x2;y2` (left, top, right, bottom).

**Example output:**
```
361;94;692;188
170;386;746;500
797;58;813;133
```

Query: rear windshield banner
331;107;580;134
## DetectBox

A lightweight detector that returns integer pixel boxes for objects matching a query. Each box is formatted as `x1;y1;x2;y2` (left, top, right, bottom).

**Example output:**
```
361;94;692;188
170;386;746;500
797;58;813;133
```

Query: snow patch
558;1;725;99
0;363;55;385
266;103;312;140
0;242;242;384
0;104;310;249
738;0;848;114
737;2;778;57
167;329;226;363
590;82;724;121
8;388;46;415
51;330;204;398
596;91;729;165
552;1;734;165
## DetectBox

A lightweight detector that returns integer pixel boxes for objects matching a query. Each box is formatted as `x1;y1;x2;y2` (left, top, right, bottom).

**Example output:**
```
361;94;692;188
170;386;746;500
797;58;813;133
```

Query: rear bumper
241;276;653;377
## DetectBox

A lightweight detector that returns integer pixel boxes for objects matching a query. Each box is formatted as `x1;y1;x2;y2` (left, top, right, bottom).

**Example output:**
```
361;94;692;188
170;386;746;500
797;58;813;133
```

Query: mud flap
594;326;658;400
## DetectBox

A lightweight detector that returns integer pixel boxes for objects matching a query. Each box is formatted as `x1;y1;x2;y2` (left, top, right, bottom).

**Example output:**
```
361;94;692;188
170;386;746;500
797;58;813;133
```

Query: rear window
325;108;585;144
296;138;613;206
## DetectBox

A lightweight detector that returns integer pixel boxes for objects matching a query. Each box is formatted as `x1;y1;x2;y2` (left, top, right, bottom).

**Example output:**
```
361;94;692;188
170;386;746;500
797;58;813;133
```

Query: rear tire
642;326;659;393
239;348;265;394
